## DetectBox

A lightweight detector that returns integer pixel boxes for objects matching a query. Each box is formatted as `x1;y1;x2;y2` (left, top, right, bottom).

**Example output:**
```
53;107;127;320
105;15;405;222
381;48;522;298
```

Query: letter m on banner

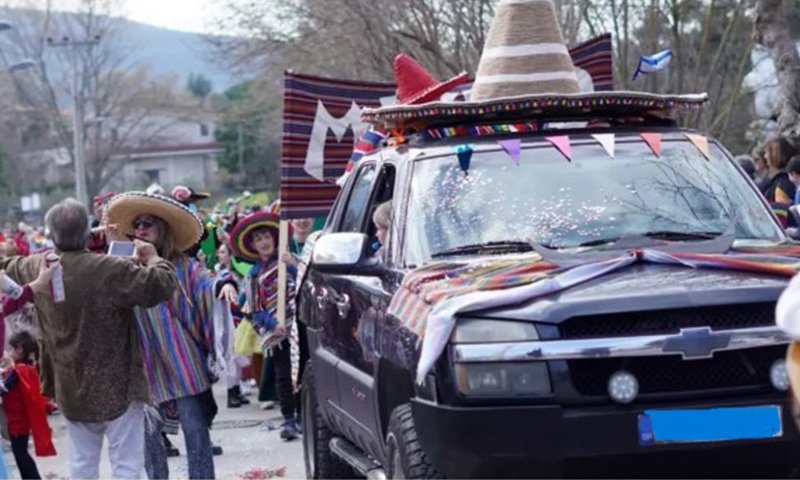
280;72;395;220
279;34;613;220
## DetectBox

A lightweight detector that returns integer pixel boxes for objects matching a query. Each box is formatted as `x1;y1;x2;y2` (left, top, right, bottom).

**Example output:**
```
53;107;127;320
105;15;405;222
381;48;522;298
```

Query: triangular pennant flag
640;133;662;157
591;133;615;158
455;144;474;174
546;135;571;162
685;133;710;160
498;139;522;165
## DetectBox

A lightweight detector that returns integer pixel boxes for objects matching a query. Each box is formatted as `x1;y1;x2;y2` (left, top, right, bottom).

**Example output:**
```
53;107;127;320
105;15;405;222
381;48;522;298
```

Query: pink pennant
546;135;571;162
499;139;522;165
640;133;662;157
685;133;710;160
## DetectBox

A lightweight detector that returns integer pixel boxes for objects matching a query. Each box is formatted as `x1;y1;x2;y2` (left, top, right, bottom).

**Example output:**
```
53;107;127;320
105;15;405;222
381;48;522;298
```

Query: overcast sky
9;0;226;34
121;0;223;33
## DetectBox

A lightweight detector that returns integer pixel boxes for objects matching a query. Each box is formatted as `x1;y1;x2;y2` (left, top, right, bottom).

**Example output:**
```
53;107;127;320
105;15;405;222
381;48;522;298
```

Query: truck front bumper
412;394;800;478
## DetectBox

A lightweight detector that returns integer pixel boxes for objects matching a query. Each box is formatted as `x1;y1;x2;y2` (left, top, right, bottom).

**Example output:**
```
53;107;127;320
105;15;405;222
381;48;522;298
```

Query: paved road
9;384;305;479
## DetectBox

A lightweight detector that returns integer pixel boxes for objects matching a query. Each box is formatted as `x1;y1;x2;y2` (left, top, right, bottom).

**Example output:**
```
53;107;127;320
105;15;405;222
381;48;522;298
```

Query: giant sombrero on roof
363;0;706;129
104;191;204;252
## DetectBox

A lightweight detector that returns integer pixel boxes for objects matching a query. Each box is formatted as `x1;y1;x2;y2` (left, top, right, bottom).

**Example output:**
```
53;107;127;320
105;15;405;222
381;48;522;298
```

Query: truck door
331;163;397;459
305;163;376;424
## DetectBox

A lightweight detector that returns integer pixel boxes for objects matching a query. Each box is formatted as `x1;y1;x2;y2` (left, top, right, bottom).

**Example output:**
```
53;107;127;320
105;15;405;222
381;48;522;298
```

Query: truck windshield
405;138;782;264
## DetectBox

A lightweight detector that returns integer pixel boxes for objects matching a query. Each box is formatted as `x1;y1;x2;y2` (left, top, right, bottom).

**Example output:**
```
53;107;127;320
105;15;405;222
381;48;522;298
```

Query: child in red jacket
2;330;56;479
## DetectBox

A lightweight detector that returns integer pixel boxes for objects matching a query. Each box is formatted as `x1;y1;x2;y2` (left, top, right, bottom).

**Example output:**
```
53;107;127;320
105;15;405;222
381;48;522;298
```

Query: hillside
0;7;239;92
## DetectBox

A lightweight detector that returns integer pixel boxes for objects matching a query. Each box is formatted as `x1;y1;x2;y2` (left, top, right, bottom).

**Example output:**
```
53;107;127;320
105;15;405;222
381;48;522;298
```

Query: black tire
385;403;441;479
302;361;354;479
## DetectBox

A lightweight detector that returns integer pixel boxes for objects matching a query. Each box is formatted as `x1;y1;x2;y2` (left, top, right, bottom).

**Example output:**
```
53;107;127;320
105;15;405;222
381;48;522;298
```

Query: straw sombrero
470;0;579;101
104;191;204;252
230;211;281;262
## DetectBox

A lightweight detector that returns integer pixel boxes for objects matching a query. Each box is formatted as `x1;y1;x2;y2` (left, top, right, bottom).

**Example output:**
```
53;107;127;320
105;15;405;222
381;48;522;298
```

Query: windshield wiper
575;230;724;249
576;237;621;248
641;230;723;240
431;241;534;258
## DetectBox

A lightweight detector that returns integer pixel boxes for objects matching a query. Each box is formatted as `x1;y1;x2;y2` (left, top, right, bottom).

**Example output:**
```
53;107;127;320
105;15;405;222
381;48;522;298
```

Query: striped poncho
135;257;218;403
243;257;297;352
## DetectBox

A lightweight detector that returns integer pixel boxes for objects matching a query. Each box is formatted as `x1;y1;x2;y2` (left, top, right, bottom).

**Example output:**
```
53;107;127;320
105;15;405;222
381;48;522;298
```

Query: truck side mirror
311;232;384;276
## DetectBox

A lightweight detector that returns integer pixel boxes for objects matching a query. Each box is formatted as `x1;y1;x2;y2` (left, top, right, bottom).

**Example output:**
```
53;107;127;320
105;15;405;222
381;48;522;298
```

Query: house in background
108;113;223;192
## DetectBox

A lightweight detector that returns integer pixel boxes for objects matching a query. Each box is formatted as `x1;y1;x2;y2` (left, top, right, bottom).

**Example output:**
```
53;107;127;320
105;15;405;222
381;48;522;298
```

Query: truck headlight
451;318;539;343
455;362;551;397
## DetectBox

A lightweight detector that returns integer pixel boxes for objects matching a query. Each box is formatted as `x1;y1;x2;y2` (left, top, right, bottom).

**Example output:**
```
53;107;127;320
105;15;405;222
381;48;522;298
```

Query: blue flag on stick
632;50;672;81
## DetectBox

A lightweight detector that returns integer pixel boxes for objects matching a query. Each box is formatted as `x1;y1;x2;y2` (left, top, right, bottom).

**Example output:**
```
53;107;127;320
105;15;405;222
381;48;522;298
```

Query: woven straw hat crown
470;0;580;101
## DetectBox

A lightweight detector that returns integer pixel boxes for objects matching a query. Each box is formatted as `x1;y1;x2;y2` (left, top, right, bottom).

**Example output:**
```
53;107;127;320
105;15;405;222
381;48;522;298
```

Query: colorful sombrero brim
104;192;204;252
230;211;281;262
404;71;470;106
363;91;708;128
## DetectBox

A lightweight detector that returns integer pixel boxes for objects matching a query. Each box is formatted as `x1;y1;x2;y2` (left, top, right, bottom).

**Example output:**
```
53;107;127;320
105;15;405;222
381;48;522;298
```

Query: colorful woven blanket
389;246;800;384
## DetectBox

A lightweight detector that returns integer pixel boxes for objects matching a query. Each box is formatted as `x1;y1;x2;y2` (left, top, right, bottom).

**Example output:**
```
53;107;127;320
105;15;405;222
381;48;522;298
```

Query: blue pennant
455;144;474;174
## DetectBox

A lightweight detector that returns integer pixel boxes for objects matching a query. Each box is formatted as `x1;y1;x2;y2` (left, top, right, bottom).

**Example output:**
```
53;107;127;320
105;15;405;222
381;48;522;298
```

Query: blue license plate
638;405;783;445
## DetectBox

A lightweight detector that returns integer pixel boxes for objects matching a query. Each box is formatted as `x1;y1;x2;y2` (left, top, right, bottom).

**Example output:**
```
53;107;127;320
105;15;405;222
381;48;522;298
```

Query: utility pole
46;35;100;207
237;122;246;178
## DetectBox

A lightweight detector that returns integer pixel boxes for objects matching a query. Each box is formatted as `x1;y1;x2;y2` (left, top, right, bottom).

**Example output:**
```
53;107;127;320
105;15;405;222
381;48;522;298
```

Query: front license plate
638;405;783;445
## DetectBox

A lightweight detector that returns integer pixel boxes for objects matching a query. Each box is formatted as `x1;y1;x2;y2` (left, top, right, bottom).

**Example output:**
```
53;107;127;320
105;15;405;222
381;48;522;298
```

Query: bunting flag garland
546;136;572;162
592;133;615;158
499;139;522;165
640;132;662;157
685;133;710;160
455;144;474;174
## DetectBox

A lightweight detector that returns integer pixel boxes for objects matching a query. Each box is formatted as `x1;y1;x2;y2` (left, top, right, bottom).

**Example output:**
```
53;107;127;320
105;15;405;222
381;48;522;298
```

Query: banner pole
277;220;289;326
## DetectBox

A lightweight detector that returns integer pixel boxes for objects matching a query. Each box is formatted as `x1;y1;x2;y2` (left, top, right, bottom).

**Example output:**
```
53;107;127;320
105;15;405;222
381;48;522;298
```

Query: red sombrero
395;53;469;105
230;211;281;262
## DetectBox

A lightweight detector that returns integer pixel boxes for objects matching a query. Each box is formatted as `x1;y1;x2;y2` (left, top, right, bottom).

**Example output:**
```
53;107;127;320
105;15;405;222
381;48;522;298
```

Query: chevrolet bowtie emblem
662;327;731;360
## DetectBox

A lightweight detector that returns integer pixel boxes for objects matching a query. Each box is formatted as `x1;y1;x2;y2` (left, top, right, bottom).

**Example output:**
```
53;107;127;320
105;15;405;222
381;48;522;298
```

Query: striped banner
280;34;614;219
280;72;395;220
569;33;613;91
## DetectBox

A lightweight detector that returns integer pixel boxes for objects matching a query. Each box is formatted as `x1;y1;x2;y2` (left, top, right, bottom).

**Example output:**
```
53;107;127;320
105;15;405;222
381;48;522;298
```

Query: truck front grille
568;345;785;397
560;303;775;339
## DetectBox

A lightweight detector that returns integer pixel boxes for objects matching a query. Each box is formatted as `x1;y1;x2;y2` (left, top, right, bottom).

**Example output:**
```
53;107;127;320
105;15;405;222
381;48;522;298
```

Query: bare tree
754;0;800;144
213;0;761;154
2;0;201;199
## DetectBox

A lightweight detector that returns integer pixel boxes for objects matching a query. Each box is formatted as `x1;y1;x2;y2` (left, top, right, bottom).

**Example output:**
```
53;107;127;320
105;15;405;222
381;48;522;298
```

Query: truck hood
476;263;788;325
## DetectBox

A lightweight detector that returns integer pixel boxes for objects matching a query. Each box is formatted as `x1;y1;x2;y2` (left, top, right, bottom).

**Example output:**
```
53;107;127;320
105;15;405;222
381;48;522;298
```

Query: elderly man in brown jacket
0;198;178;479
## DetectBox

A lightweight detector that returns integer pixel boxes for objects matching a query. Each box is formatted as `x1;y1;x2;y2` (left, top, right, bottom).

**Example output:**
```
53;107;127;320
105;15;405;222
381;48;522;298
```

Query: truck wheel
302;361;354;479
385;403;441;479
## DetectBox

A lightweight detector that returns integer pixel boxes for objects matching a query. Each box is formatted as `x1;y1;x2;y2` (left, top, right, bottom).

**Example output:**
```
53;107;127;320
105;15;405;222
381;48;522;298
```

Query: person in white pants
0;199;178;480
65;403;146;479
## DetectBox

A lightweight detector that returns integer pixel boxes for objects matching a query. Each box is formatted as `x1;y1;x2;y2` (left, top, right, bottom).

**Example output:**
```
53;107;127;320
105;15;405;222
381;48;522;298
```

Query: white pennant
592;133;615;158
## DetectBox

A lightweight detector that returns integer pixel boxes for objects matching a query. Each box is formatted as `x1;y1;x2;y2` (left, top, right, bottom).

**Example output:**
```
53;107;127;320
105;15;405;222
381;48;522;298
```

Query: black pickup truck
297;126;799;478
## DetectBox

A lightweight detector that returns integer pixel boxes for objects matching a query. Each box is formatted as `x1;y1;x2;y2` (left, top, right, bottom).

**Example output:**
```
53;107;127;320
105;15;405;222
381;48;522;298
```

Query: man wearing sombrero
230;210;302;441
105;191;239;479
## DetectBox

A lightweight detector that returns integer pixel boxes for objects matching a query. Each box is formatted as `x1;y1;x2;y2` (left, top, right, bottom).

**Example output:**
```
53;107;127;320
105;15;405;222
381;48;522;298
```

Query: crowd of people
0;186;326;479
737;136;800;227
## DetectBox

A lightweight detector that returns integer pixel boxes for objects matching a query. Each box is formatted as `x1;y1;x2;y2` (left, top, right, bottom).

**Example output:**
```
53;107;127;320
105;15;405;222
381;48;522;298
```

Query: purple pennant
499;139;522;165
455;144;474;174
